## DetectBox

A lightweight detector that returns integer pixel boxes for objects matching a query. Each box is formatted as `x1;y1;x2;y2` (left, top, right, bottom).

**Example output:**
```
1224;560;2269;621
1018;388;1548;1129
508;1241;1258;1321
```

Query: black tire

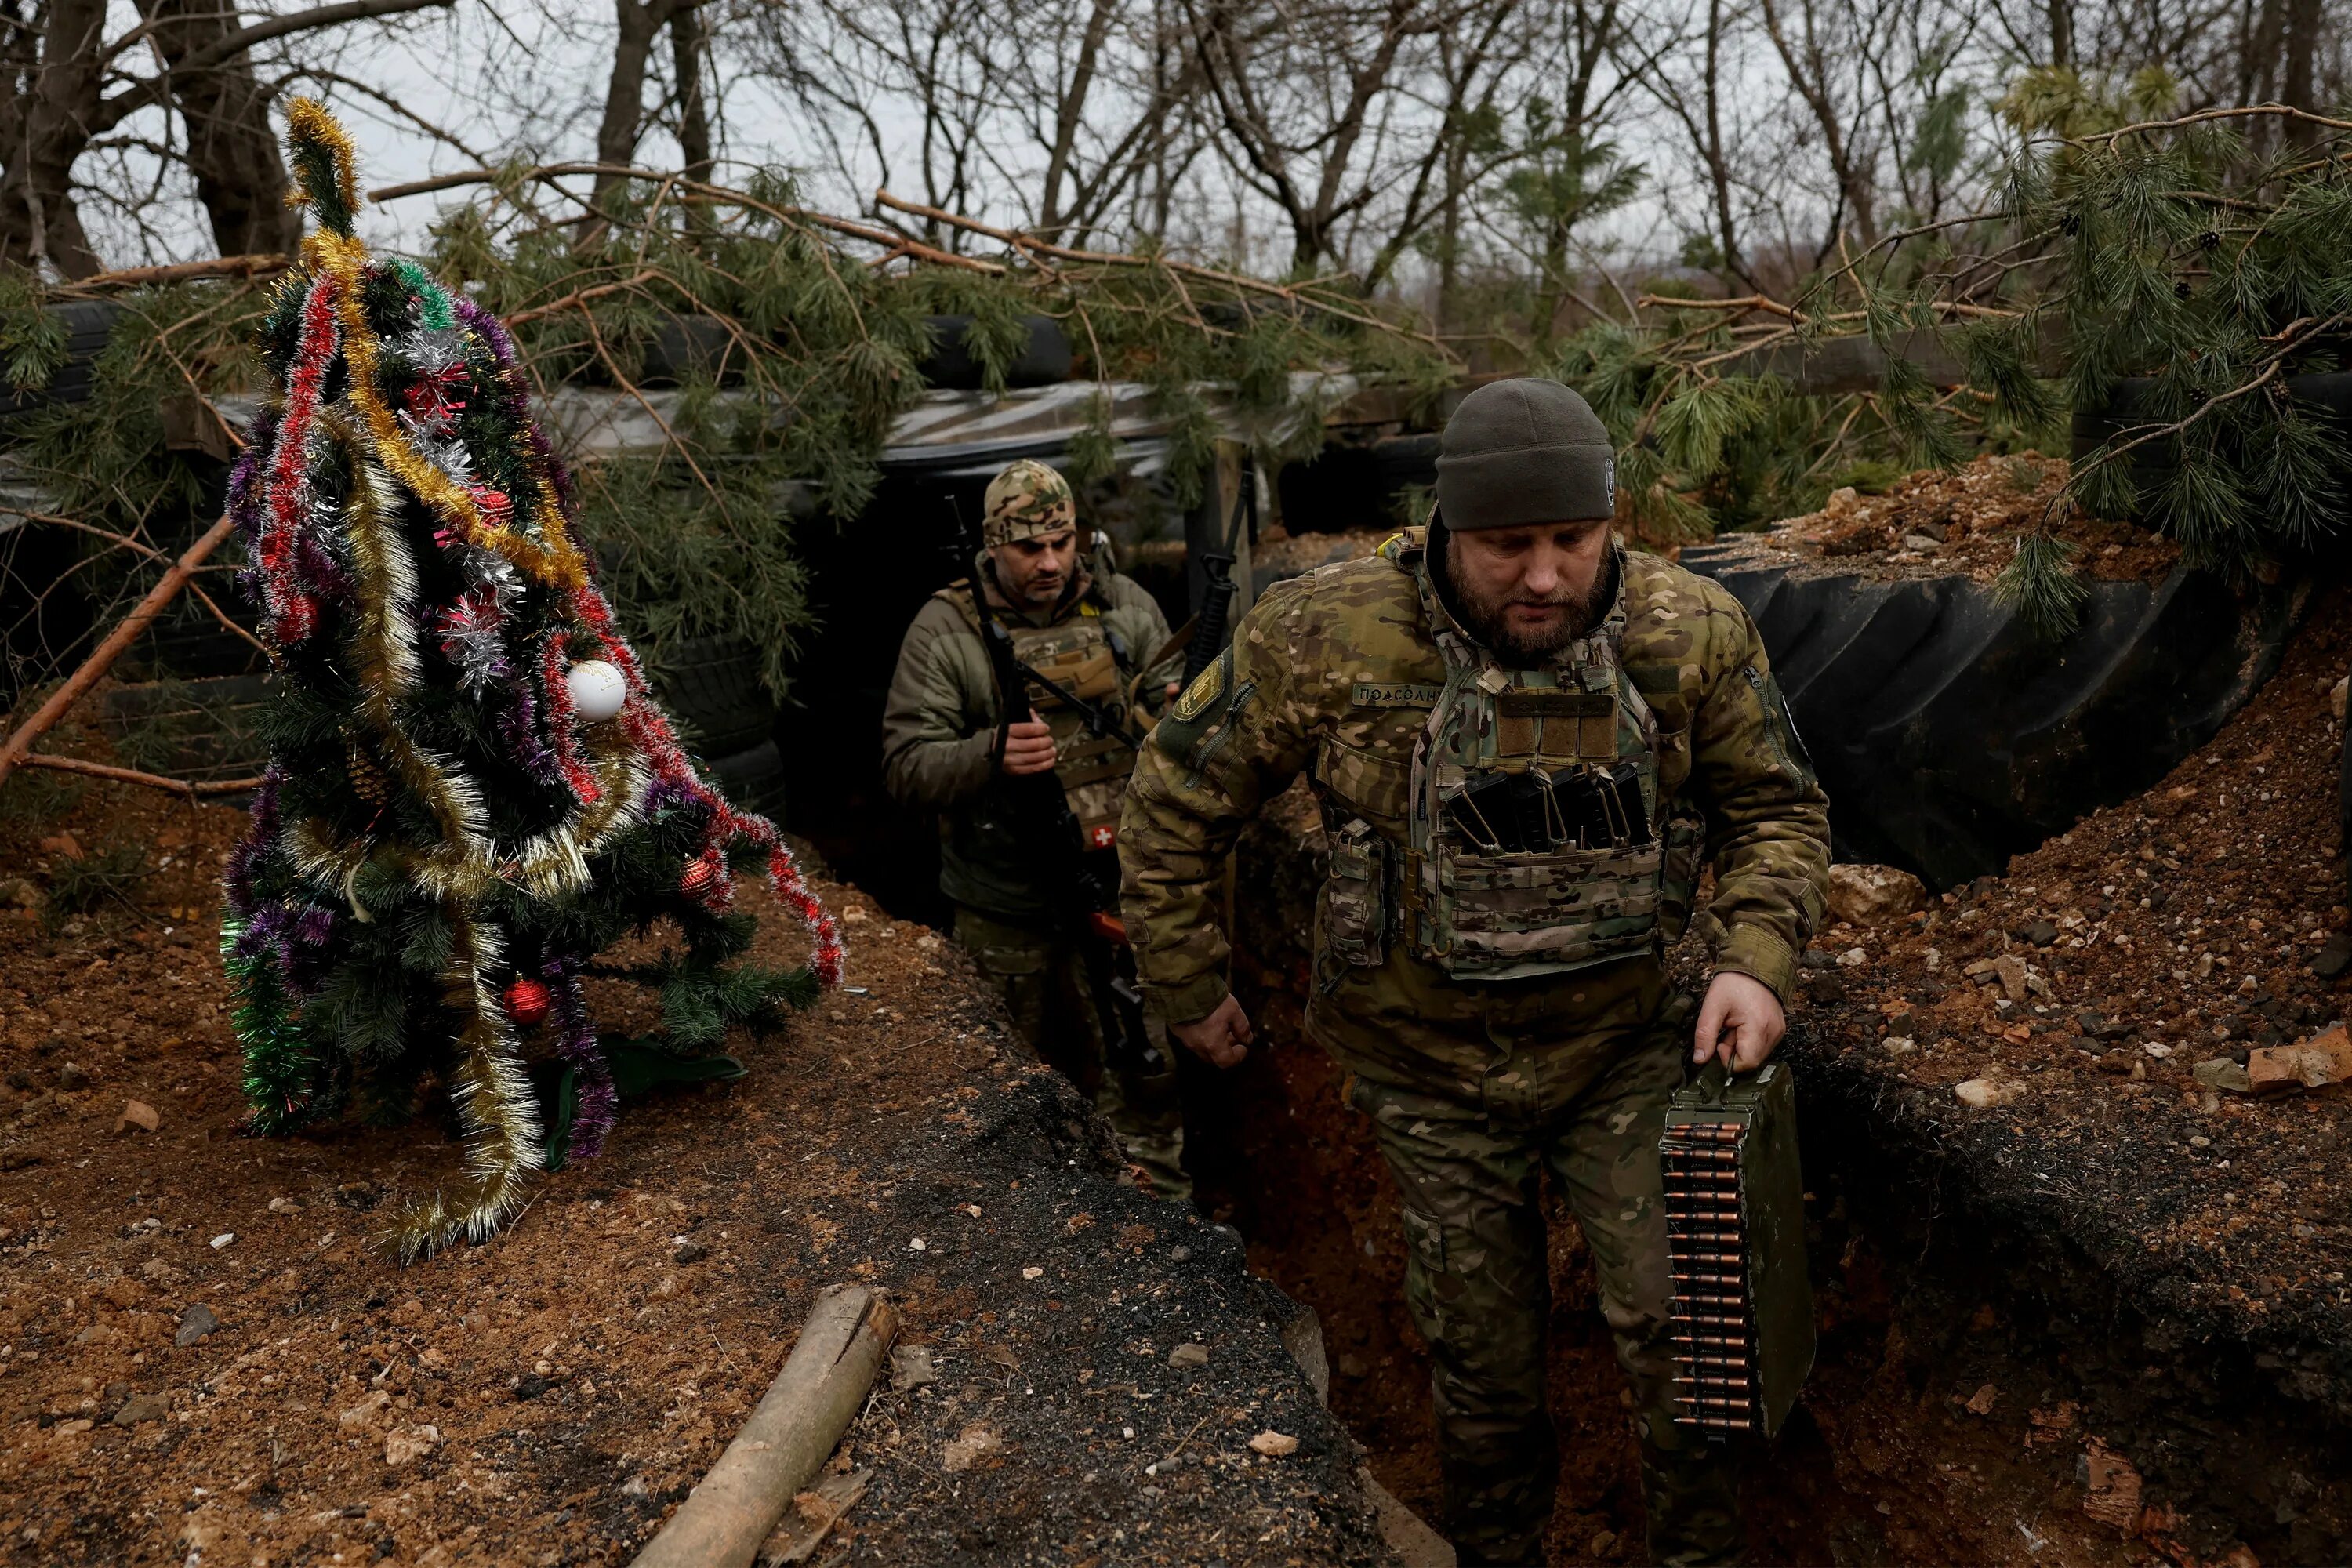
916;314;1073;390
708;739;787;818
96;675;272;782
0;301;123;420
1680;546;2312;888
648;635;778;757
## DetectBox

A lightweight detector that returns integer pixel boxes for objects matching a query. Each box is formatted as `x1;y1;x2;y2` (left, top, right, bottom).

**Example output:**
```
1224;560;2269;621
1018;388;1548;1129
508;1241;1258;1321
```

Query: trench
1109;793;2326;1567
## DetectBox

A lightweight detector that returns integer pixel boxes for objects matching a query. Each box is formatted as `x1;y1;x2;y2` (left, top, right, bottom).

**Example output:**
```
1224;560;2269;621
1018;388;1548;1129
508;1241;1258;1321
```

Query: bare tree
1183;0;1449;273
0;0;452;276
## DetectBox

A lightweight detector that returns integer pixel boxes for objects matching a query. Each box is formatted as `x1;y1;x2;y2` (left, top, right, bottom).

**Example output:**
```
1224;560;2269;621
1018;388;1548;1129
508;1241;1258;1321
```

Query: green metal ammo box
1660;1058;1815;1438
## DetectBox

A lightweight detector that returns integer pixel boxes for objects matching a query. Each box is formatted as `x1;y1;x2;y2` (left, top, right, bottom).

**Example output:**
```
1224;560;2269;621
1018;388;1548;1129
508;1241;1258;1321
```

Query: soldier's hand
1173;993;1254;1069
1693;971;1786;1073
1000;715;1058;776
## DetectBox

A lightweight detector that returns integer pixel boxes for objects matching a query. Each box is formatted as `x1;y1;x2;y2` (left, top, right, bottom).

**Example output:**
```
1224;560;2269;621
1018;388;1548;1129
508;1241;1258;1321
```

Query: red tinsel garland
256;278;343;647
535;633;605;807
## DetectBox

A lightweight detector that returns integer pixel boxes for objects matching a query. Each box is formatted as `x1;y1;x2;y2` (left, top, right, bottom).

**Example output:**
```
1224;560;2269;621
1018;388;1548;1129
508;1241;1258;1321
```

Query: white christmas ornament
565;659;627;722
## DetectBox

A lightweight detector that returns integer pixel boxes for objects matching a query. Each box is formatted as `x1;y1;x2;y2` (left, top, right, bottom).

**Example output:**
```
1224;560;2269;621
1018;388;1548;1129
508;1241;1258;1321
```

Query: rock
0;877;38;909
1823;485;1860;517
267;1196;302;1213
2194;1058;2255;1095
1168;1342;1210;1370
111;1392;167;1426
384;1424;441;1467
1827;864;1927;926
1588;1532;1619;1559
37;832;83;862
1965;1383;1998;1414
56;1062;89;1091
209;1232;234;1250
671;1239;708;1265
116;1099;158;1133
339;1389;391;1428
1994;955;2029;1003
942;1421;1002;1472
173;1304;219;1346
1835;947;1867;970
2246;1026;2352;1094
2080;1440;2143;1532
514;1374;555;1400
2017;920;2059;948
1955;1078;2020;1109
2312;934;2352;980
1249;1429;1301;1457
2333;675;2348;721
890;1345;937;1392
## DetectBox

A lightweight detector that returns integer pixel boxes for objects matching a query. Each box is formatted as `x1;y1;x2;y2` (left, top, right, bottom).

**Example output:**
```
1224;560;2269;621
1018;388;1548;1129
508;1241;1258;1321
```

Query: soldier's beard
1443;535;1608;663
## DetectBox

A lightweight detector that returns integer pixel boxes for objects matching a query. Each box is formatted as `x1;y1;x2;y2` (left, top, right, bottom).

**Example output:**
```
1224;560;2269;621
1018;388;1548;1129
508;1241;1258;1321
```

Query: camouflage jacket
1119;528;1829;1085
882;554;1176;922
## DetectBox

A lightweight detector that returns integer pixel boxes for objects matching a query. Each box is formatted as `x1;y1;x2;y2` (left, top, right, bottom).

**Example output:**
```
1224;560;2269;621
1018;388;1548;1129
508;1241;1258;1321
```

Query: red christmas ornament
680;860;717;897
502;978;550;1026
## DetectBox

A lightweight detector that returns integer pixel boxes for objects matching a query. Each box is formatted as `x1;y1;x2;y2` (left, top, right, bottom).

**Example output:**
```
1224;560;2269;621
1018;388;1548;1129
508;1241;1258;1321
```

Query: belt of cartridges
1662;1116;1761;1434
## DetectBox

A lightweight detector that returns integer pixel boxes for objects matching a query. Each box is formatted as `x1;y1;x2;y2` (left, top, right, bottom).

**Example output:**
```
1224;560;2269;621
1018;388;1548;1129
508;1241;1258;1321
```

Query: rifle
949;503;1167;1078
1181;459;1254;684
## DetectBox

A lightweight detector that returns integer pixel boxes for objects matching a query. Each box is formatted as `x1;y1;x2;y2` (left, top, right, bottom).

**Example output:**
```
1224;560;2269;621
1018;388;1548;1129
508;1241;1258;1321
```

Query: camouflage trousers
1348;995;1740;1567
952;906;1191;1202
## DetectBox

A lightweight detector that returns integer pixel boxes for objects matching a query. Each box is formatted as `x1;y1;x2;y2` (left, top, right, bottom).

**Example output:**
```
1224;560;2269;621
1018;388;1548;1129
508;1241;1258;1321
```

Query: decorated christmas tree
220;102;843;1258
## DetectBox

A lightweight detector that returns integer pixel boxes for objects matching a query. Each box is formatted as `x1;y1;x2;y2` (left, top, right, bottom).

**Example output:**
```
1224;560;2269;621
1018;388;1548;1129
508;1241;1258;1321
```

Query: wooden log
631;1284;897;1568
19;753;263;798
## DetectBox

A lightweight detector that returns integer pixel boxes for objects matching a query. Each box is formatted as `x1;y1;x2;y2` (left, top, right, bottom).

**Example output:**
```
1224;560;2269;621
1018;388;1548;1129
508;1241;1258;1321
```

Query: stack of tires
648;635;786;818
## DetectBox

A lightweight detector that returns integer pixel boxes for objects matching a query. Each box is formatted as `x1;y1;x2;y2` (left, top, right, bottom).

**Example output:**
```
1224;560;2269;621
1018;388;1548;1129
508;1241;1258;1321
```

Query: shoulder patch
1173;658;1224;721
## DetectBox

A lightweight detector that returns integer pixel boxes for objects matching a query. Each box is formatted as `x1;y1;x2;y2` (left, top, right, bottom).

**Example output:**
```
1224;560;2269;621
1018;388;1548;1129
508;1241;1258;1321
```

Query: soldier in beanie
1120;380;1830;1563
883;458;1192;1199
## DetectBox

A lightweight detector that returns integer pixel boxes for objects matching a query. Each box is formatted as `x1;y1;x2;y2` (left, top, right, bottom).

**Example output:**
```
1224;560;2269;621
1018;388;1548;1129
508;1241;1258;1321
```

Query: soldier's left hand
1693;971;1785;1073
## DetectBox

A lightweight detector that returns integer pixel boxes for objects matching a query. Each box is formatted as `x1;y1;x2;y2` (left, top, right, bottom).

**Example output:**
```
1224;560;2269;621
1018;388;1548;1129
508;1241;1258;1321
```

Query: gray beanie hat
1433;379;1616;530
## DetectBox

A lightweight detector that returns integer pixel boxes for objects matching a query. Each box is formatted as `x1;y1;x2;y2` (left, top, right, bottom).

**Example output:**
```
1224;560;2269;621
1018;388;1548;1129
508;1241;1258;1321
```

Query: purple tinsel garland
540;955;615;1158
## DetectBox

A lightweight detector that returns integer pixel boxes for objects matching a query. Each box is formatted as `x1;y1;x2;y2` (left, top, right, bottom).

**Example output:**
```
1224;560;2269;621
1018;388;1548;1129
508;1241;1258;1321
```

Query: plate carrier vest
941;571;1142;851
1323;534;1704;982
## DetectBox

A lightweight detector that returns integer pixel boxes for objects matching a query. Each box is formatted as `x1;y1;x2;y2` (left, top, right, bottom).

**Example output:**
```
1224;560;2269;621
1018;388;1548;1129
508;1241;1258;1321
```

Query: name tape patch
1351;681;1442;709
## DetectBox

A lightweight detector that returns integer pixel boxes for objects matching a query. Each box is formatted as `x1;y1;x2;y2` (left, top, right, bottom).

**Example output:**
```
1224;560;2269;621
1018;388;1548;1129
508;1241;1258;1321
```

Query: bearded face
1443;521;1613;662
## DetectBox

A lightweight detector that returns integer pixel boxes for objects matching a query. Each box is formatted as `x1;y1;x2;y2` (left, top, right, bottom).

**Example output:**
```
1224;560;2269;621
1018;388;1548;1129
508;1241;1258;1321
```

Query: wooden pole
631;1284;897;1568
0;513;241;793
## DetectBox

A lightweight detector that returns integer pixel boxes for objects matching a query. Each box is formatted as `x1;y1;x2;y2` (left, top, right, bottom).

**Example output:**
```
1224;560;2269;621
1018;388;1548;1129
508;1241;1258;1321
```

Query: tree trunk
1040;0;1119;234
2281;0;2321;147
670;1;712;183
2;0;109;276
151;0;303;258
590;0;679;222
2045;0;2070;67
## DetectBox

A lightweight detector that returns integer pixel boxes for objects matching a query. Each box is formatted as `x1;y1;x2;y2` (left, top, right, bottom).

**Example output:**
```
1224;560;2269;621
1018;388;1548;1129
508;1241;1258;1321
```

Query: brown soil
1252;528;1392;579
1710;453;2180;585
0;769;1370;1565
1798;587;2352;1334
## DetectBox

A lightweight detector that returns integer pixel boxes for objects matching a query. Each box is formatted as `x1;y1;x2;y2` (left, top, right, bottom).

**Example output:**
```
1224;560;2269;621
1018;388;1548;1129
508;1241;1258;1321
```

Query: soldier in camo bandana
1119;379;1831;1566
882;457;1192;1200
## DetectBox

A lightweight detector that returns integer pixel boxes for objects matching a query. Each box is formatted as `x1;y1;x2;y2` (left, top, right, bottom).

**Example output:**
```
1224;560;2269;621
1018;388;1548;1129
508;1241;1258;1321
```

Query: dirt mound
1777;589;2352;1561
0;784;1368;1566
1726;452;2179;585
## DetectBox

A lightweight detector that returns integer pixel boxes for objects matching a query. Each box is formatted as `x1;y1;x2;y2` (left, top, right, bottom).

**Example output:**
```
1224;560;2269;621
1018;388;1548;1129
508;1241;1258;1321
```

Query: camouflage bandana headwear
983;459;1078;547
